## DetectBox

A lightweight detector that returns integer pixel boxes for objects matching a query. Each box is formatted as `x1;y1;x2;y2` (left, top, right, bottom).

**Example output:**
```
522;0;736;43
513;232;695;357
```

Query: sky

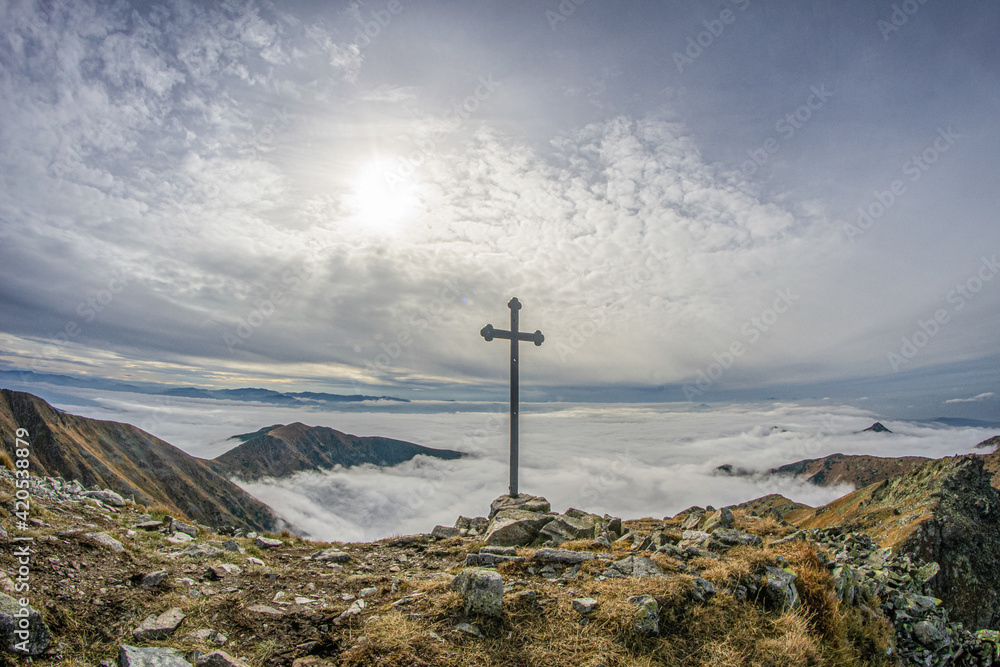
1;0;999;417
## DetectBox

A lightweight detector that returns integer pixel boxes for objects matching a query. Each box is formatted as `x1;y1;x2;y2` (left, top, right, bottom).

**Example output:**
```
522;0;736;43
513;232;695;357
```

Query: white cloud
945;392;996;404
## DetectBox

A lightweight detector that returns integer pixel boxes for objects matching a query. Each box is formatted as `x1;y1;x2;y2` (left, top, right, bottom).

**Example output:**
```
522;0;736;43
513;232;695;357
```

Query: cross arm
481;324;544;346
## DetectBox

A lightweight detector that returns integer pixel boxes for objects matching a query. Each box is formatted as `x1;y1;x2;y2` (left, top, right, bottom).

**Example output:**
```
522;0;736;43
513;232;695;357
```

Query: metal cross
481;297;544;497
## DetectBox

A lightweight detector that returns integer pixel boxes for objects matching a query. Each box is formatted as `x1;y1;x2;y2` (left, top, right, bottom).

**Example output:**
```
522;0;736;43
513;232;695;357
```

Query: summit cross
480;297;544;498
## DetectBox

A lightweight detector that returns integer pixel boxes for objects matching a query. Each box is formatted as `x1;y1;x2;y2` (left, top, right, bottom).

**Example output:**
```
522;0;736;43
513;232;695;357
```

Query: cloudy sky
1;0;998;414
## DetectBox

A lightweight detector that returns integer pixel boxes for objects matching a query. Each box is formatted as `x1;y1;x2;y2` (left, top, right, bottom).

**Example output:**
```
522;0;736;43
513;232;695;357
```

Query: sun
347;159;418;234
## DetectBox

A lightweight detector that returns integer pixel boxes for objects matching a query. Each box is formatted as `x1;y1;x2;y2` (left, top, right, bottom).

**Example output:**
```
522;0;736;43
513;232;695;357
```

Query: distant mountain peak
863;421;892;433
212;422;463;481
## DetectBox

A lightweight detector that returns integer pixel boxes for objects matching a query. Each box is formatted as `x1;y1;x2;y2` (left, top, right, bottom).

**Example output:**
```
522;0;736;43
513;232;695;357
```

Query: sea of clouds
23;385;995;542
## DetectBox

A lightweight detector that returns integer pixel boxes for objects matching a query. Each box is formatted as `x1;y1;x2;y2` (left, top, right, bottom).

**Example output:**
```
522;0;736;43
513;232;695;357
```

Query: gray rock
247;604;283;616
768;530;806;547
431;525;461;539
119;645;192;666
603;556;664;579
480;546;518;556
451;568;504;618
465;553;524;567
628;594;659;635
0;592;51;656
532;548;596;565
220;539;244;554
195;650;250;666
140;570;169;587
709;528;763;550
255;536;283;549
82;490;126;507
681;512;704;530
132;607;186;641
85;532;125;552
245;532;258;540
171;520;198;538
691;577;717;603
538;513;598;544
483;509;552;547
134;521;164;531
180;544;224;558
310;548;350;562
679;530;711;548
761;566;799;611
454;622;482;638
572;597;599;615
488;493;551;519
701;507;734;532
205;564;241;580
912;619;951;648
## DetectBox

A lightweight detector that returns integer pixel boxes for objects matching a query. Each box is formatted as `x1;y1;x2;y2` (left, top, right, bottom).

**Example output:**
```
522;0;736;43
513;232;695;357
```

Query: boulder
171;520;198;538
0;592;51;656
538;513;598;544
761;566;799;611
82;490;126;507
708;528;763;550
255;536;283;549
132;608;186;641
196;650;251;666
134;521;163;531
221;540;245;554
603;556;664;579
532;548;595;565
119;645;192;667
140;570;169;587
85;532;125;552
701;507;734;532
451;568;504;618
431;525;461;539
628;594;659;635
572;597;599;615
488;493;551;519
483;509;552;547
310;548;350;563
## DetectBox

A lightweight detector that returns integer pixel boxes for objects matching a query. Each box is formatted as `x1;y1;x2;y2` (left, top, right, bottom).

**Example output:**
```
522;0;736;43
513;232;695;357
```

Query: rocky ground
3;467;1000;666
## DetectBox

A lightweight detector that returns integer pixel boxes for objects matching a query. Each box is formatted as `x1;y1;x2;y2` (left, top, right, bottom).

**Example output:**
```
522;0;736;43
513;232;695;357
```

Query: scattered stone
538;512;599;544
167;533;195;544
451;568;504;618
255;536;283;549
247;604;283;616
205;564;241;580
245;532;258;540
336;599;366;623
532;548;596;565
84;532;125;552
572;597;599;615
82;490;126;507
245;557;265;567
628;595;659;635
0;592;51;656
171;520;198;538
768;530;806;547
701;507;734;532
483;509;553;547
454;622;482;638
292;658;334;667
431;525;461;539
134;521;163;531
0;572;16;595
132;607;186;641
180;544;224;558
119;645;192;667
358;587;378;598
196;650;250;666
761;566;799;611
488;493;551;519
140;570;169;587
310;548;350;563
691;577;717;603
709;528;763;550
603;556;664;579
466;552;525;567
220;539;244;553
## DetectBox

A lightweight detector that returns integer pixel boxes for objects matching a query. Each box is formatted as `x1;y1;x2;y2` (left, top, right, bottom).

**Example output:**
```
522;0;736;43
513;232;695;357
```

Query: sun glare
348;160;418;234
